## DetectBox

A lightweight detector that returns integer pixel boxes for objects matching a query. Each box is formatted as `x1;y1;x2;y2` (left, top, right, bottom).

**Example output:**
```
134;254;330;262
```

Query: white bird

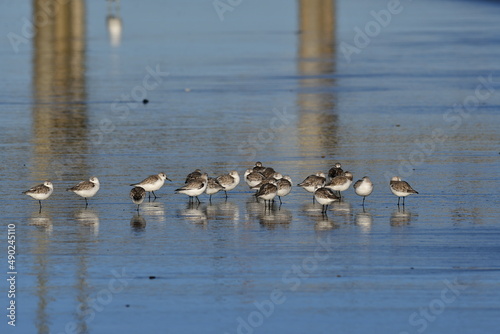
130;172;171;200
67;177;100;207
314;187;339;213
23;181;54;212
325;171;353;200
390;176;418;206
276;175;292;204
353;176;373;206
205;177;225;202
176;173;208;203
255;180;278;208
216;171;240;198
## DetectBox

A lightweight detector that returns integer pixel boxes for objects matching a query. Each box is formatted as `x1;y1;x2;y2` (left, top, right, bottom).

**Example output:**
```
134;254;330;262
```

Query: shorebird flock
22;161;418;213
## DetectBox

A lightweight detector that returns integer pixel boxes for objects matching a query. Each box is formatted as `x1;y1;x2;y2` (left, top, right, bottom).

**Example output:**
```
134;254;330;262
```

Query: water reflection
355;210;373;233
297;0;338;157
259;207;293;229
73;208;100;236
130;214;147;232
178;203;208;226
106;0;122;47
32;0;88;180
31;2;87;333
206;201;240;224
29;210;53;233
331;201;352;223
141;201;166;224
390;207;413;226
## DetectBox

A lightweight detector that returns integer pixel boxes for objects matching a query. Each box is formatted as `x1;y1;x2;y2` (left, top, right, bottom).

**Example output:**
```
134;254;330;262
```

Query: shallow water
1;0;500;333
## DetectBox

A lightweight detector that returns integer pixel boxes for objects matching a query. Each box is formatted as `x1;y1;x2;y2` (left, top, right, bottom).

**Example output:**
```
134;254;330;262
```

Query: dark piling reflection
297;0;338;158
31;1;88;333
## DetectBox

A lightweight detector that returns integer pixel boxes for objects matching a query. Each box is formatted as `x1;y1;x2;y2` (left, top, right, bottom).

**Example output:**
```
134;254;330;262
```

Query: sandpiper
66;177;100;207
328;162;344;179
23;181;54;211
130;187;146;212
244;168;265;188
255;180;278;208
185;169;202;183
298;172;326;202
130;172;171;200
252;161;266;173
325;171;353;200
390;176;418;206
276;175;292;204
314;187;339;213
205;177;225;202
261;166;276;178
216;171;240;198
176;173;208;203
353;176;373;206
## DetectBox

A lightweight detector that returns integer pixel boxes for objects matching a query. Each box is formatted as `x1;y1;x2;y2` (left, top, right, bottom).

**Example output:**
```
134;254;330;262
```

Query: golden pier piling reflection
297;0;338;158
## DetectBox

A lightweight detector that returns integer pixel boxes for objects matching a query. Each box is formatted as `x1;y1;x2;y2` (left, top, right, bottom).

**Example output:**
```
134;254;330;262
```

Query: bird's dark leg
196;196;200;204
362;197;365;206
85;198;89;208
152;191;158;199
209;194;212;203
39;200;42;213
402;197;405;206
278;196;282;204
397;197;400;206
312;196;315;204
224;190;228;199
137;205;140;212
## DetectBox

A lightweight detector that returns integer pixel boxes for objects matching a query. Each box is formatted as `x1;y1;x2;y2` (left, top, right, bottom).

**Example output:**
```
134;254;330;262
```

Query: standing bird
353;176;374;206
66;177;100;207
176;173;208;203
252;161;266;174
314;187;340;213
328;162;344;179
255;181;278;208
23;181;54;212
130;172;171;200
129;187;146;212
244;168;265;189
390;176;418;206
298;172;326;203
185;169;202;183
276;175;292;204
216;171;240;198
325;171;353;200
205;177;225;202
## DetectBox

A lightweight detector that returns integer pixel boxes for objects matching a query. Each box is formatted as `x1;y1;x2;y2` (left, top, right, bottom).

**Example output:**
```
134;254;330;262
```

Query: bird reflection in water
259;207;292;229
206;201;240;224
390;207;413;226
178;202;208;226
130;214;147;232
141;201;166;224
106;0;122;47
355;210;373;233
29;210;53;234
73;208;100;236
314;213;337;231
331;201;352;224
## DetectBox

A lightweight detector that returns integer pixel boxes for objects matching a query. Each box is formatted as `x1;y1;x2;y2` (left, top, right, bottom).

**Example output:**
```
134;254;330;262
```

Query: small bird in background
325;171;353;200
244;168;265;189
353;176;373;206
130;187;146;212
328;162;344;179
66;177;100;208
390;176;418;206
130;172;171;200
216;171;240;198
314;187;339;214
23;181;54;212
